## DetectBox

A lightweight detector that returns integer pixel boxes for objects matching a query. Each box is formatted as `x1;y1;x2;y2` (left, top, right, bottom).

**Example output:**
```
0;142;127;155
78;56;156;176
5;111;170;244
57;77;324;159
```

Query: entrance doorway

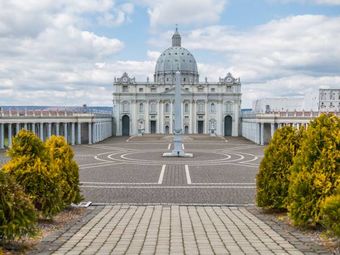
224;115;232;136
184;125;189;134
165;125;169;134
122;115;130;136
150;121;156;134
197;121;204;134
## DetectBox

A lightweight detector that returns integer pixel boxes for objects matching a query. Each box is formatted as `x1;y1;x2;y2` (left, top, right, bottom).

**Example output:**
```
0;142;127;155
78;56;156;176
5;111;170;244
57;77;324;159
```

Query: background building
242;88;339;145
112;29;242;136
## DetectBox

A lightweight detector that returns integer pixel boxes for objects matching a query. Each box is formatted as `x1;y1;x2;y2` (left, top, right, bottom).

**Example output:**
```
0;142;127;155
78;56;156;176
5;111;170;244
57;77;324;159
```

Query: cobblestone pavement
34;205;331;255
74;135;263;205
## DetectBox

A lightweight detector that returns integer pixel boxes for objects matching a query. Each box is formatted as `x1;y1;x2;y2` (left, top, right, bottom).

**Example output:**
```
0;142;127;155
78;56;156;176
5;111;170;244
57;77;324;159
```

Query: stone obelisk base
163;135;193;157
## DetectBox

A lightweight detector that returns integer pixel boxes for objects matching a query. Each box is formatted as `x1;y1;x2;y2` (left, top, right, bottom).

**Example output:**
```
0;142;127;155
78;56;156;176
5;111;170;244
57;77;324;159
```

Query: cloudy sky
0;0;340;107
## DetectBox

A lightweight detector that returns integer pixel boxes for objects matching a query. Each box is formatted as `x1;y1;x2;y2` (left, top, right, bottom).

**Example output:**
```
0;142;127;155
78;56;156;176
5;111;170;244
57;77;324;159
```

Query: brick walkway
34;205;331;255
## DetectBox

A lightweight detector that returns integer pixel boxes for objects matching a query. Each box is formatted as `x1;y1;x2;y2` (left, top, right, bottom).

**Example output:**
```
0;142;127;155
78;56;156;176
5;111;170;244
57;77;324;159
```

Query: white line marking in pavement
168;143;171;150
158;165;166;184
185;165;191;184
81;185;256;189
81;181;156;185
182;144;185;150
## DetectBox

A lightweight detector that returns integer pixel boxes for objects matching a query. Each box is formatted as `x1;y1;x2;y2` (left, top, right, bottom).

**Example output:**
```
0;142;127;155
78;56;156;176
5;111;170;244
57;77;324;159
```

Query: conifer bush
256;126;302;210
288;114;340;226
2;130;63;218
320;192;340;237
0;170;37;241
45;136;82;206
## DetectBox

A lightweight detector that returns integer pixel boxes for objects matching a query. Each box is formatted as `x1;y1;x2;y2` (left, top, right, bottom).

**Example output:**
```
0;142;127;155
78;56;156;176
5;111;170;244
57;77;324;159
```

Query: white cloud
149;15;340;107
140;0;227;27
0;0;137;106
268;0;340;5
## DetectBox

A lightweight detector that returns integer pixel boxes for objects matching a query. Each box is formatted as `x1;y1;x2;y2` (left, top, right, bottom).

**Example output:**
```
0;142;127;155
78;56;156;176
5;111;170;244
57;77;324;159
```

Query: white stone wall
113;73;242;137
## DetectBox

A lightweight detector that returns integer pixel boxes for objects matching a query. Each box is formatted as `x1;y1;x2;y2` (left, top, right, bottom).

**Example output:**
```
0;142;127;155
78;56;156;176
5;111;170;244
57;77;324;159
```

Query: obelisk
163;71;193;157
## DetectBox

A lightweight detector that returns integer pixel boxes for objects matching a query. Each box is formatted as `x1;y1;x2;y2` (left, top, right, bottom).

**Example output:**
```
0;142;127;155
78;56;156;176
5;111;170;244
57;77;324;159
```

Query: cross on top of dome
172;25;181;47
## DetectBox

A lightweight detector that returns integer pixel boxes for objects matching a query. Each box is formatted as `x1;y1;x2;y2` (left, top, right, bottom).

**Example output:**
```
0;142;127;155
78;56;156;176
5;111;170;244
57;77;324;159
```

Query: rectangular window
210;88;216;92
139;88;144;92
151;87;156;92
122;86;128;92
198;87;203;92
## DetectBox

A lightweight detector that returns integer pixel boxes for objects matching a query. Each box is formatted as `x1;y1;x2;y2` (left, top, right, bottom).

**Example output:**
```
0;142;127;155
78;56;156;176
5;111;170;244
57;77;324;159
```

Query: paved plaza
0;136;332;254
75;135;262;205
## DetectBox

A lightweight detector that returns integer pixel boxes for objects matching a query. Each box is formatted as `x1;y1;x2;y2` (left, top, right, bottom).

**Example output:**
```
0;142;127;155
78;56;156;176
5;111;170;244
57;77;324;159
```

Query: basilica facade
112;29;242;136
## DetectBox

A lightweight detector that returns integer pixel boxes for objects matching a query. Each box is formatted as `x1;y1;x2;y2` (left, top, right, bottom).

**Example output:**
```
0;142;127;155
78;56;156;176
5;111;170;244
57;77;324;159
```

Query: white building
242;88;340;145
0;109;112;149
112;28;241;136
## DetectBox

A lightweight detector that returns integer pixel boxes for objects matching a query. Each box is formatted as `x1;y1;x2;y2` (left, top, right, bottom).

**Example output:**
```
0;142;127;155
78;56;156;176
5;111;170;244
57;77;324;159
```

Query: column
8;123;12;147
39;123;44;141
205;101;208;134
170;101;173;133
77;123;81;144
48;123;52;138
217;101;223;136
271;123;275;138
88;122;92;144
192;100;196;133
16;123;20;135
260;123;264;145
32;123;36;135
24;123;28;130
145;101;149;134
159;100;163;134
56;123;60;136
64;123;68;143
71;123;75;145
0;123;4;149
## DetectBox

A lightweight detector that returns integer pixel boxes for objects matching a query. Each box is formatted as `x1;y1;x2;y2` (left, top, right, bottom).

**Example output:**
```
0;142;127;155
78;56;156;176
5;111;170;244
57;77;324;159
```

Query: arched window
184;103;189;113
211;103;216;113
139;103;144;113
165;103;170;113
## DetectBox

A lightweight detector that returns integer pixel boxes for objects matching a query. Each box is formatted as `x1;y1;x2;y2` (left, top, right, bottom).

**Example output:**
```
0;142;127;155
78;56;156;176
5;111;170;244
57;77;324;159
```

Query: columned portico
0;110;113;149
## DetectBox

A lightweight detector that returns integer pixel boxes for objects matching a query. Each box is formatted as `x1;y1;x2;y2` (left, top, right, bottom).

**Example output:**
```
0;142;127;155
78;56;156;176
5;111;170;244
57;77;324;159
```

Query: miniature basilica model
113;28;241;136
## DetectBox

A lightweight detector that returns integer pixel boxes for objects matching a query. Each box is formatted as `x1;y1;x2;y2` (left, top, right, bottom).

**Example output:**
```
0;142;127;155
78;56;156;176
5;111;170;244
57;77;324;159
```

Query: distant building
112;28;241;137
242;88;339;145
319;88;340;112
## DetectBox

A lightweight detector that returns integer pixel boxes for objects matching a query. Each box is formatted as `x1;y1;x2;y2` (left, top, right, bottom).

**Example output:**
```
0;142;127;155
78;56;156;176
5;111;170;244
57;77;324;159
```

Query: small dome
154;28;199;84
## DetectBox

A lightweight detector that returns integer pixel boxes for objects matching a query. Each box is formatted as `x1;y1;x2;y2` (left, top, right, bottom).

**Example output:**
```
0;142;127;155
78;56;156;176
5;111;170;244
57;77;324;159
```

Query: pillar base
162;151;193;158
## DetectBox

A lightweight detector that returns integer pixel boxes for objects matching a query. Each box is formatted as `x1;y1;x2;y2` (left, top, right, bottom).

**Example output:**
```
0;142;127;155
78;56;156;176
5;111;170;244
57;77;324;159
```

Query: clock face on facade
226;77;232;82
122;77;128;82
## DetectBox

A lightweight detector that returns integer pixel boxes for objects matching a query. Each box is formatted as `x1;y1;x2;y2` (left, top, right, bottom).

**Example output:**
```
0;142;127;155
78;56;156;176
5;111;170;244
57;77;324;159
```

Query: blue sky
0;0;339;107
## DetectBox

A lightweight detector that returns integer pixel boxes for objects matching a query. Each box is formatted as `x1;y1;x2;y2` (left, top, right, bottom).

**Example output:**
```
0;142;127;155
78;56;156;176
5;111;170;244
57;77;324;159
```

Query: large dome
154;28;199;85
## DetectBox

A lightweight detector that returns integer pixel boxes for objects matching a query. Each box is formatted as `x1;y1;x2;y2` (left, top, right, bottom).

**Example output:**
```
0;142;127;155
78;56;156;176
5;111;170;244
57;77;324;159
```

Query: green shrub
2;130;63;218
288;114;340;226
256;126;302;210
0;170;37;241
46;136;82;206
320;193;340;237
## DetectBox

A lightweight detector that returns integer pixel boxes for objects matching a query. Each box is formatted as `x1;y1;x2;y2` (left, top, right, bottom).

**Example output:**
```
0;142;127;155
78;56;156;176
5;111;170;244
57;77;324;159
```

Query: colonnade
242;118;311;145
0;118;113;149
